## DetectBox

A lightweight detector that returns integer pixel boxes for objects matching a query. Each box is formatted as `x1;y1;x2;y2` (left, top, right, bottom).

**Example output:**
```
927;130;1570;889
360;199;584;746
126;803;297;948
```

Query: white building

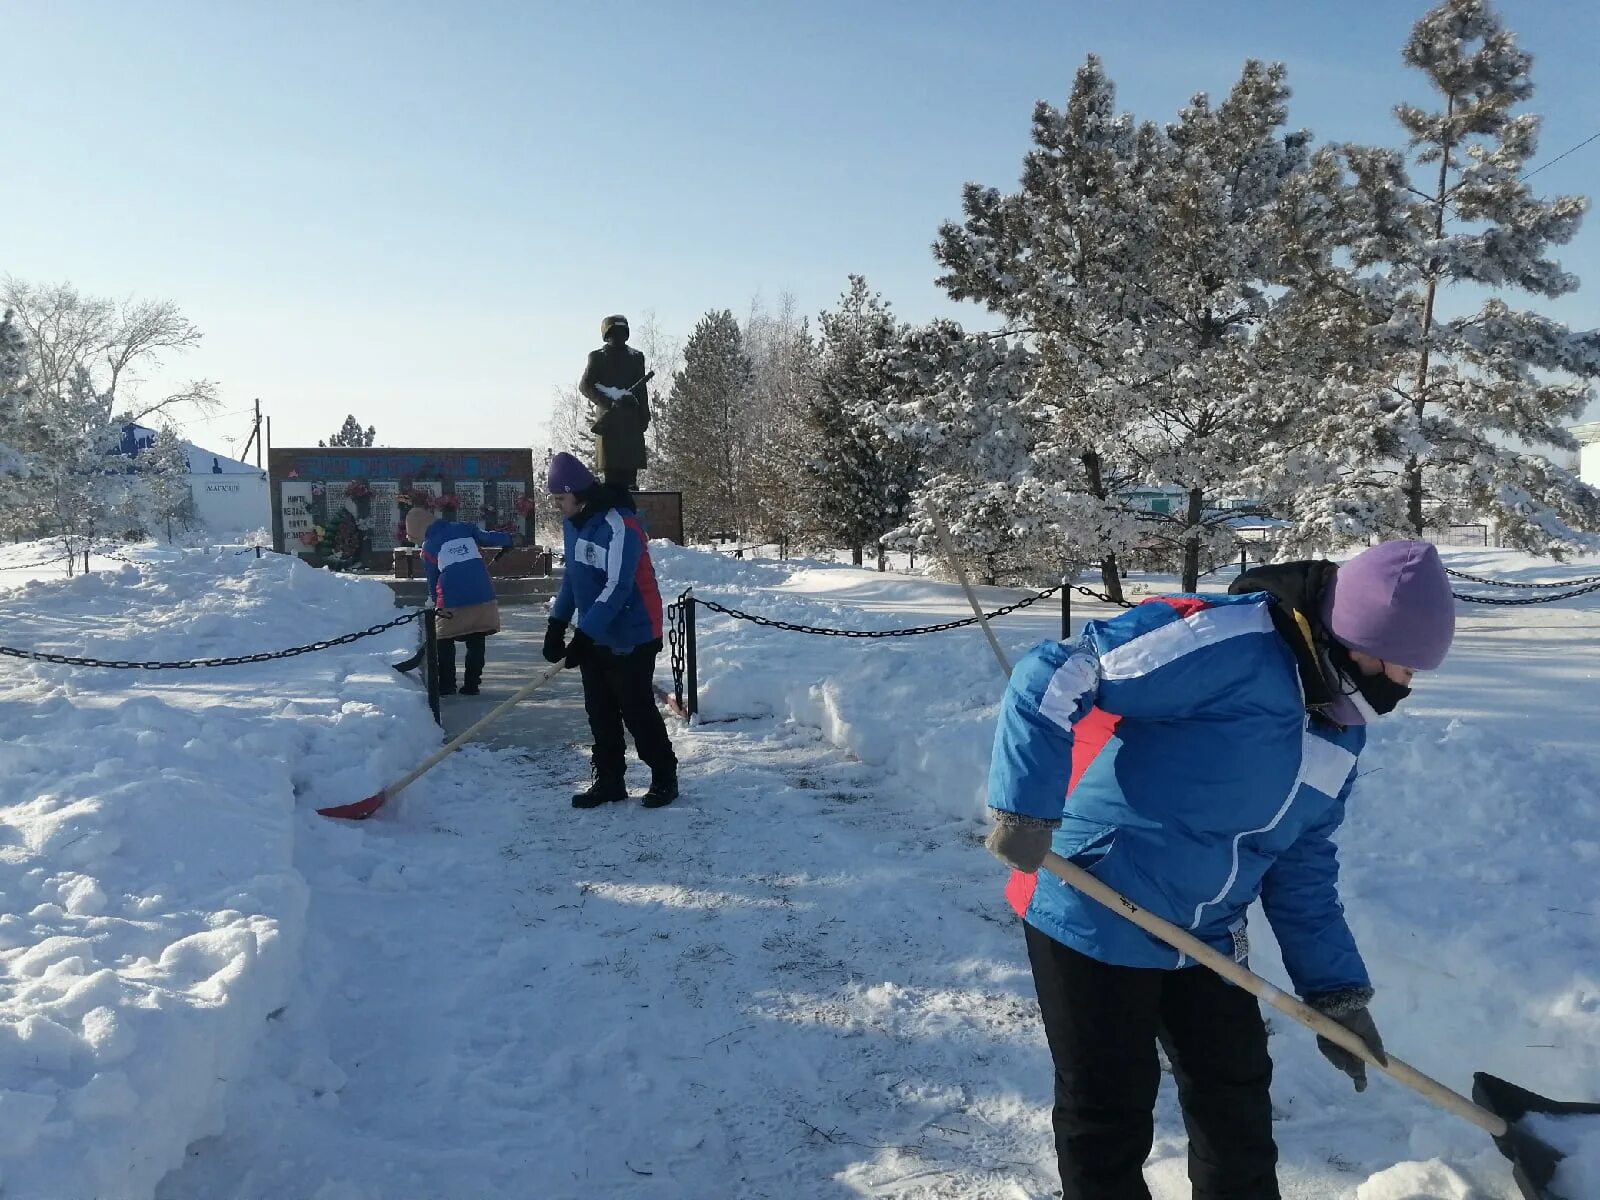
1574;421;1600;488
119;424;271;536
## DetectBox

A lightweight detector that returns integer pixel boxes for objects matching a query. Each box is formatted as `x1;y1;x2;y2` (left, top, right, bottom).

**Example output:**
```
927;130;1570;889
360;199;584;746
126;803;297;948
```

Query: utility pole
240;399;263;466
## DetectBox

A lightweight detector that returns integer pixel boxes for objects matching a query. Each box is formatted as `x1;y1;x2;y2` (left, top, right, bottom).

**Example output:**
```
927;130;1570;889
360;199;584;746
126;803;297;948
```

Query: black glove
564;628;595;670
1308;990;1387;1092
542;619;568;664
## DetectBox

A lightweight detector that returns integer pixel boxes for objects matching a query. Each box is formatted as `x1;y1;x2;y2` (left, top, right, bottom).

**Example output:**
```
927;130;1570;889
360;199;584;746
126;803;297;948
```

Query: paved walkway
430;605;595;756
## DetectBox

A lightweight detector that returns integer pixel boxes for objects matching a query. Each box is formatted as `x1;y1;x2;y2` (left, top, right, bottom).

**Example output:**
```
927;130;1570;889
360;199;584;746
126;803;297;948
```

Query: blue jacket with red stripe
989;591;1370;999
420;520;513;609
551;504;663;652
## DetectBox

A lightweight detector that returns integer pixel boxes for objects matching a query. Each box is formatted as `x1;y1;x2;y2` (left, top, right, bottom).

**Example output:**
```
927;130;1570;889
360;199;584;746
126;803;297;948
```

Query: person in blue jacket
984;540;1457;1200
542;452;677;809
405;505;513;696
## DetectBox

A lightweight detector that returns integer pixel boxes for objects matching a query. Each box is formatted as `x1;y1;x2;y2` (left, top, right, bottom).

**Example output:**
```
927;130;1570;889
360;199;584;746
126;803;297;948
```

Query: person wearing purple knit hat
542;451;677;810
982;539;1455;1200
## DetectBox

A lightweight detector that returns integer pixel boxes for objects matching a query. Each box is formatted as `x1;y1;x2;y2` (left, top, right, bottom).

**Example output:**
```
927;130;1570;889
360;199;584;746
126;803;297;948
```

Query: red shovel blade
317;789;390;820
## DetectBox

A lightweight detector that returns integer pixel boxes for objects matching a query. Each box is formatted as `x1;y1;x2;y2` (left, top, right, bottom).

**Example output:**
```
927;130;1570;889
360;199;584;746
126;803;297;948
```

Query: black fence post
423;608;441;726
1060;576;1072;641
1240;545;1249;577
685;592;698;719
83;550;91;574
255;545;263;559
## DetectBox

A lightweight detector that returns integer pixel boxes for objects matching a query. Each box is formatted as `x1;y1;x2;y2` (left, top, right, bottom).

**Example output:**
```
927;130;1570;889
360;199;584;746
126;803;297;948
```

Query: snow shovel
318;661;567;820
929;518;1593;1200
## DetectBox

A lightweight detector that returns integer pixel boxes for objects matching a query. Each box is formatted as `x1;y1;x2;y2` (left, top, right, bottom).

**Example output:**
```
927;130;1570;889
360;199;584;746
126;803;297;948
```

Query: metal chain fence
663;581;1139;718
0;609;422;670
0;551;73;571
1445;566;1600;591
1451;579;1600;605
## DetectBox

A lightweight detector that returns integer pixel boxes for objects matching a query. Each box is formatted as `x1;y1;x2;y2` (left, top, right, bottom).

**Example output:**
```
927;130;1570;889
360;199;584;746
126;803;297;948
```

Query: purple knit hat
1321;540;1456;670
546;452;597;495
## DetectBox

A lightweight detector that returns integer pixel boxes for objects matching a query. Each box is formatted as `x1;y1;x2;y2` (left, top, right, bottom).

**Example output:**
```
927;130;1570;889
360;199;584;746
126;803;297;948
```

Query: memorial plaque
455;481;485;528
370;481;399;552
280;482;314;555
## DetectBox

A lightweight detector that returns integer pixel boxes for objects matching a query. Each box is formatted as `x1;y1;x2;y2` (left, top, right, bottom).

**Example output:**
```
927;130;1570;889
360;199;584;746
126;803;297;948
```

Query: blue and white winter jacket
990;591;1370;999
551;503;664;653
420;520;513;609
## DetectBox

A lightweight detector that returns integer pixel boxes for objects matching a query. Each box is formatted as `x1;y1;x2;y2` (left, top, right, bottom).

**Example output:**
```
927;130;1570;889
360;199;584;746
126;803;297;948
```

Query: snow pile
0;547;428;1199
1526;1113;1600;1200
652;543;1154;819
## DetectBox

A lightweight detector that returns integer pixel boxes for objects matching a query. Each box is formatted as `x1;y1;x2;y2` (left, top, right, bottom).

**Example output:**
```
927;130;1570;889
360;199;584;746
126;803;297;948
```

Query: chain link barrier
661;581;1136;717
1445;566;1600;591
690;580;1136;640
0;609;422;670
1441;564;1600;605
4;544;275;576
666;589;689;710
0;551;72;571
1452;579;1600;606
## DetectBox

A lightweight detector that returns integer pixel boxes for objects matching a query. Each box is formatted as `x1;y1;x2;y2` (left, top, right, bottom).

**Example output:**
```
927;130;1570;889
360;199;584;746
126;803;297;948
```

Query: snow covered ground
0;541;428;1198
3;539;1597;1198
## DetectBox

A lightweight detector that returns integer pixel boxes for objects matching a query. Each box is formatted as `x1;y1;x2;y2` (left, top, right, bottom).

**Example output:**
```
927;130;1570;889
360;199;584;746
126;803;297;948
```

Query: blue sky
5;1;1598;453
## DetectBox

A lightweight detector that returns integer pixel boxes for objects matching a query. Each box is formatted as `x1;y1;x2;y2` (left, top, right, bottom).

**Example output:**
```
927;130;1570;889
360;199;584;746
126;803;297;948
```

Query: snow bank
0;547;430;1199
652;544;1129;819
1526;1112;1600;1200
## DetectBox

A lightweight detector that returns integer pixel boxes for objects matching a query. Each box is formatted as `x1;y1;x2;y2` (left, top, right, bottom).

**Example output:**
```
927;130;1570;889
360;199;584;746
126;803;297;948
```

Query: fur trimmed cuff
988;811;1061;831
1304;987;1375;1017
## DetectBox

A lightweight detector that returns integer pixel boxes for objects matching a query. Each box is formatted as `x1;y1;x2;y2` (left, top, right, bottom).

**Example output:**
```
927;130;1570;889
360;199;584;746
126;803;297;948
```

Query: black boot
572;767;628;809
461;636;485;695
641;766;678;809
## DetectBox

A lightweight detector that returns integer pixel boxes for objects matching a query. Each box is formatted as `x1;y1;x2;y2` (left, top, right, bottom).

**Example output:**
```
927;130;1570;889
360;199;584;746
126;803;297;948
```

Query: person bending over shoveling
985;541;1456;1200
543;452;678;809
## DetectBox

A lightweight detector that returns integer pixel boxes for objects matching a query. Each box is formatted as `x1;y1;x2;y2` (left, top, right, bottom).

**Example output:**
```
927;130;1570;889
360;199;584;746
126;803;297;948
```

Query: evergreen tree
0;309;31;490
880;320;1060;585
807;276;918;569
1120;61;1333;589
933;57;1159;595
321;415;377;448
142;426;197;540
935;56;1334;591
1280;0;1600;552
654;310;752;542
742;295;817;555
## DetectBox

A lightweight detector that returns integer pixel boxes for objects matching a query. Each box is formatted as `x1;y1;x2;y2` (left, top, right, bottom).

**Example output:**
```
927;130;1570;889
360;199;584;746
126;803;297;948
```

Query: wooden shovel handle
927;508;1013;678
387;661;567;800
1039;851;1509;1138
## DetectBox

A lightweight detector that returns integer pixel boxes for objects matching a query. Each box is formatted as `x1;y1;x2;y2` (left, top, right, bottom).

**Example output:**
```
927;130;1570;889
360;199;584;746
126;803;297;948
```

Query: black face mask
1327;641;1412;715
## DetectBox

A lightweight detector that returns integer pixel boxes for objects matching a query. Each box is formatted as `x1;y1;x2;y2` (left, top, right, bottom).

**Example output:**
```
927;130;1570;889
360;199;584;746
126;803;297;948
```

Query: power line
1522;129;1600;183
177;405;255;429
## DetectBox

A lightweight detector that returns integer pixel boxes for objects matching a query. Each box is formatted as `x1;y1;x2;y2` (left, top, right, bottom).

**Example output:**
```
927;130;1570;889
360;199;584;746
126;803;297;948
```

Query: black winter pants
1024;922;1278;1200
579;645;676;776
437;633;486;689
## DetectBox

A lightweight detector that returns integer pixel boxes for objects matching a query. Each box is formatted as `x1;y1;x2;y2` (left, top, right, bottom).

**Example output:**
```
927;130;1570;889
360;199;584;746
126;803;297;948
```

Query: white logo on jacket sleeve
1300;732;1357;798
574;538;607;568
438;537;482;566
1039;653;1099;732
